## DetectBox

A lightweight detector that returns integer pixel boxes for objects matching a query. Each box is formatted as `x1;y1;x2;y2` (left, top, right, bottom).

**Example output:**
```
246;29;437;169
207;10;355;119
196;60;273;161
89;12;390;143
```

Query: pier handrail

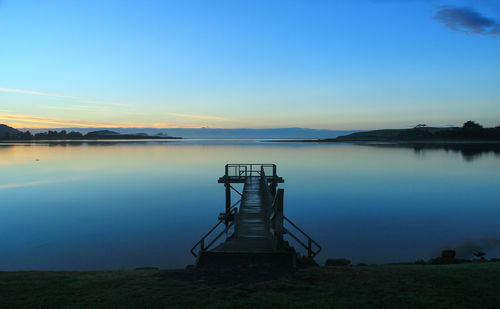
225;164;277;178
218;163;283;184
263;166;320;258
260;165;275;216
284;216;322;258
269;189;279;217
190;207;238;257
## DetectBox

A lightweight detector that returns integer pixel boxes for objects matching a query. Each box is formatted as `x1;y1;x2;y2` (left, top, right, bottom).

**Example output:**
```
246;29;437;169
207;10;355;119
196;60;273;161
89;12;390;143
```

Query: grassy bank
1;263;500;308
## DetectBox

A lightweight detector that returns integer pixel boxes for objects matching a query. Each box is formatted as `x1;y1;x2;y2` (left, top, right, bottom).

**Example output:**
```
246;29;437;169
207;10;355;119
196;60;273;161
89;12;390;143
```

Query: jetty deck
212;176;274;253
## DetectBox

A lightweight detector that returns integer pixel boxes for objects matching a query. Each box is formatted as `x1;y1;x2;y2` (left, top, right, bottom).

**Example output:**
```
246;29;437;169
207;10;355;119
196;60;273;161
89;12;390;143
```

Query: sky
0;0;499;130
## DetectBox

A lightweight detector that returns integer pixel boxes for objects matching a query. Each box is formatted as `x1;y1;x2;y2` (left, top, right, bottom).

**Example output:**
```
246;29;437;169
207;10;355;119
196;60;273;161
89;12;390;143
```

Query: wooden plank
212;176;275;253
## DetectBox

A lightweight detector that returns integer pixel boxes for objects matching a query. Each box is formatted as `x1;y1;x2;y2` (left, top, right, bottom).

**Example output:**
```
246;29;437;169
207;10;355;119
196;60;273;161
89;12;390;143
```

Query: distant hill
86;130;120;136
0;124;21;138
335;127;455;141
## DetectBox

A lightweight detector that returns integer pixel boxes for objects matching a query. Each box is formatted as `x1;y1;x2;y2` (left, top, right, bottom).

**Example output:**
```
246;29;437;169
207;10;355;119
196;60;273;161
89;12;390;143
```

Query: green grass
1;263;500;308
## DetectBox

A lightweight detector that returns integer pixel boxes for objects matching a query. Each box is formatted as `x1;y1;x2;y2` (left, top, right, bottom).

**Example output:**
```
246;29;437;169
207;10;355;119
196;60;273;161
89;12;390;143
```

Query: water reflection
356;142;500;162
0;140;499;270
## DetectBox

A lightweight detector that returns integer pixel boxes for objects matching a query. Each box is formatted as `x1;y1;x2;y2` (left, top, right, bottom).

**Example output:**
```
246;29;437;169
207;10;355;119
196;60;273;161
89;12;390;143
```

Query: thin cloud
0;113;126;127
0;87;128;107
40;105;153;117
39;105;113;112
0;113;203;129
1;88;231;123
0;87;77;99
434;6;500;37
0;179;75;190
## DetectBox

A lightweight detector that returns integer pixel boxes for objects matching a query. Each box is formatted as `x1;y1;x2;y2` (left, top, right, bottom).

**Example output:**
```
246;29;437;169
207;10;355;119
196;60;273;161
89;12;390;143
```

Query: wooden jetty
191;164;321;268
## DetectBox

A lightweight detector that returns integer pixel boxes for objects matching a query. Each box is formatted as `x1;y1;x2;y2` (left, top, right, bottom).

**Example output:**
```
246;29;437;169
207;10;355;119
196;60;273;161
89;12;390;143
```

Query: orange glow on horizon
0;113;233;130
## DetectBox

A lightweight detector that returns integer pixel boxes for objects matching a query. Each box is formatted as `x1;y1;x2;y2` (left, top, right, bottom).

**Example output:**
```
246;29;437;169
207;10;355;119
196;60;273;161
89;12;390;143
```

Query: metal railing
264;166;321;258
225;164;277;178
268;189;282;236
190;207;238;257
284;216;322;258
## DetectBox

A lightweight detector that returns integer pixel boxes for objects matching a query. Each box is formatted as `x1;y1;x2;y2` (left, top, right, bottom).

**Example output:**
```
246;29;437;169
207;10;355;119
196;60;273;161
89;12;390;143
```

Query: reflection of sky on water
1;140;499;270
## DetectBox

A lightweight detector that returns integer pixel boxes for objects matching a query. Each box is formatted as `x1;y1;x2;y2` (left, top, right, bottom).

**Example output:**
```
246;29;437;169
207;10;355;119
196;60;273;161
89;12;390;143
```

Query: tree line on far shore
3;130;86;140
407;121;500;140
1;127;180;140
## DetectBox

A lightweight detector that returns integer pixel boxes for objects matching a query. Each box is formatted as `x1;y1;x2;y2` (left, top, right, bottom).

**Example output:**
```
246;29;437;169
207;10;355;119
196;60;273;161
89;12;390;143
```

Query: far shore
266;139;500;144
267;123;500;144
0;138;181;142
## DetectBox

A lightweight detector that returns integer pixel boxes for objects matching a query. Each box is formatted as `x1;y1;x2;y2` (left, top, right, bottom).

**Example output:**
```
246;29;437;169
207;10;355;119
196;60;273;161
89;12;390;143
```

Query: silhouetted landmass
319;121;500;142
86;130;121;136
0;124;22;138
0;124;181;140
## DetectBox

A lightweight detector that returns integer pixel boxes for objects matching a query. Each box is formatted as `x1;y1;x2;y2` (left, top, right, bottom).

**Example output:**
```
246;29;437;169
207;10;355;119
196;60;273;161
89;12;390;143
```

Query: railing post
268;165;277;196
234;209;239;237
275;189;284;245
308;239;312;258
269;182;277;197
225;183;231;228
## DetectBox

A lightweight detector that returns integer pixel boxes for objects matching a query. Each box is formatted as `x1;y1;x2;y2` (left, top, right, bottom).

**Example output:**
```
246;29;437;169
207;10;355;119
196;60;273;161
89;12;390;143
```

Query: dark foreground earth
1;262;499;308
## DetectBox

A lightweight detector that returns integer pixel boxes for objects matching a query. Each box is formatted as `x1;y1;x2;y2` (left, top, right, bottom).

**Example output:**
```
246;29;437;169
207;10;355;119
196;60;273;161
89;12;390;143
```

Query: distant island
307;121;500;143
0;124;181;140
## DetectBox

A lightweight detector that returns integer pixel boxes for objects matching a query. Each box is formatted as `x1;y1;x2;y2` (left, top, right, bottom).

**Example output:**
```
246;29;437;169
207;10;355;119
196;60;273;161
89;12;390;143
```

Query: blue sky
0;0;499;129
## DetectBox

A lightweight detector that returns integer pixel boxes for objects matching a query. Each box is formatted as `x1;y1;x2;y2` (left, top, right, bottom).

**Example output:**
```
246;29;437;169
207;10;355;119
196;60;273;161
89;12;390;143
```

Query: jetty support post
275;188;284;244
268;165;278;197
225;182;231;228
224;164;231;228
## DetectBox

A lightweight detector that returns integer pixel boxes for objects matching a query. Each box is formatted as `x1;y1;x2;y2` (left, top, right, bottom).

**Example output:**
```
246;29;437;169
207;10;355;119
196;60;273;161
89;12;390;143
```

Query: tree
67;131;83;139
21;131;33;139
463;121;482;130
473;251;486;260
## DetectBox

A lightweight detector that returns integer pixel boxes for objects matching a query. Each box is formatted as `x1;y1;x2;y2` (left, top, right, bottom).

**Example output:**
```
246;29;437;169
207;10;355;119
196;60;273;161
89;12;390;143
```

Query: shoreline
0;138;183;144
265;139;500;144
0;137;182;142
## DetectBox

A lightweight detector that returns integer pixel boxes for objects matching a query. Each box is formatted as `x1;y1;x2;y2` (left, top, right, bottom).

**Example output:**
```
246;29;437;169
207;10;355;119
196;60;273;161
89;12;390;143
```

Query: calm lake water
1;139;499;270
